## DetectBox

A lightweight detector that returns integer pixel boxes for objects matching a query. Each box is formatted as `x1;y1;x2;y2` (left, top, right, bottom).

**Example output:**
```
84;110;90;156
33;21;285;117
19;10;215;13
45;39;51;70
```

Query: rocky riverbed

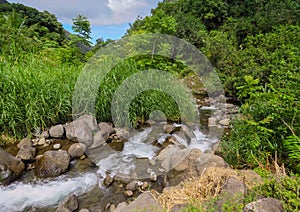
0;99;284;212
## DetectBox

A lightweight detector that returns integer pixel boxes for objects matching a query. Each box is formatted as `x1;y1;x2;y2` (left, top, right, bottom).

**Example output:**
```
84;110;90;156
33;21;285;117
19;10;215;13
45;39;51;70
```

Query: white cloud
107;0;148;13
9;0;160;25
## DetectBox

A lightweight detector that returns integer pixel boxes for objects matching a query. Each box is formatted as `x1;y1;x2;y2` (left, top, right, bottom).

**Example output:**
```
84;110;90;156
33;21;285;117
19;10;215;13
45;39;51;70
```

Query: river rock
16;145;36;161
215;177;247;209
219;118;230;126
37;137;46;146
244;198;284;212
0;149;25;185
115;202;128;212
79;209;90;212
239;170;263;188
64;120;93;146
181;125;194;138
35;150;70;178
166;149;227;186
56;194;78;212
150;172;157;182
68;143;86;159
49;124;65;138
77;115;98;132
208;117;217;127
141;181;150;190
17;137;32;149
224;103;235;109
41;130;50;139
103;175;114;187
124;190;134;197
116;191;163;212
115;128;130;141
155;144;190;172
98;122;115;140
53;143;61;150
114;173;131;184
163;124;175;134
91;130;106;149
126;180;138;191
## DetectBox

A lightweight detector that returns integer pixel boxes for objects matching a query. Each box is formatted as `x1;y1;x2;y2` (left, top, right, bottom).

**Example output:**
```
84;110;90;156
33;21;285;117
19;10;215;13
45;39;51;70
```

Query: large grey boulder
76;115;98;132
64;119;93;146
215;177;247;209
49;124;65;138
98;122;115;140
16;145;36;161
35;150;70;178
115;192;163;212
0;148;25;185
17;137;32;149
244;198;284;212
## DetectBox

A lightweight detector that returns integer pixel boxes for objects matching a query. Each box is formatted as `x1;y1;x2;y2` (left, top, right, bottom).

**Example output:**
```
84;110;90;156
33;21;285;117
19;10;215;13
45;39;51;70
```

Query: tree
72;14;92;46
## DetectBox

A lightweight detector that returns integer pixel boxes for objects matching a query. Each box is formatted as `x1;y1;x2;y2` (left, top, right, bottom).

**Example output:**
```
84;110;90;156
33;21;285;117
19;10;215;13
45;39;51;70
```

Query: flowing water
0;121;221;211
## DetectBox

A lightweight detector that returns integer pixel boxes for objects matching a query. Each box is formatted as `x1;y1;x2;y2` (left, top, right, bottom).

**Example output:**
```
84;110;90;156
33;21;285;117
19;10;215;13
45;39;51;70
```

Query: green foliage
72;14;92;46
0;3;66;45
127;9;177;35
252;173;300;212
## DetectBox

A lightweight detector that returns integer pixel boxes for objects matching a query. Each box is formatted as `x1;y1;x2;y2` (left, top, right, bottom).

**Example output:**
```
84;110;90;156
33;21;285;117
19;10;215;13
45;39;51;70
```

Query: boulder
91;131;106;149
244;198;284;212
115;128;130;141
76;115;98;132
0;149;25;185
215;177;247;209
155;145;190;173
64;120;93;146
166;149;227;186
35;150;70;178
49;124;65;138
239;170;263;188
163;124;175;134
115;202;128;212
16;145;36;161
98;122;115;140
56;194;78;212
115;191;163;212
114;173;131;184
17;137;32;149
68;143;86;159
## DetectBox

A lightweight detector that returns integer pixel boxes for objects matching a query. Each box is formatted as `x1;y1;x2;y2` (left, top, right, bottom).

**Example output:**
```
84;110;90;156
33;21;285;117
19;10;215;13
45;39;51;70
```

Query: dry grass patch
157;167;244;211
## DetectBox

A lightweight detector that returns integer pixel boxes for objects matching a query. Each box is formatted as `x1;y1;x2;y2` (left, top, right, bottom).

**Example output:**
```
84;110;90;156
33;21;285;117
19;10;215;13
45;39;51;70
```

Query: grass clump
0;54;80;138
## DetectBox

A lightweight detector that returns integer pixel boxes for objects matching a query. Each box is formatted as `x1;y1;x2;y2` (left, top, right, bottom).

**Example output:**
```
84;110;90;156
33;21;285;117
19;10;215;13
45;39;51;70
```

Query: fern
284;135;300;160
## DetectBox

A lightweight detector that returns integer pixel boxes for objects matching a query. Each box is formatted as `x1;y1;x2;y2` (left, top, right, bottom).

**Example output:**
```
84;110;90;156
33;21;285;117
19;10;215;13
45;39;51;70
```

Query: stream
0;106;224;211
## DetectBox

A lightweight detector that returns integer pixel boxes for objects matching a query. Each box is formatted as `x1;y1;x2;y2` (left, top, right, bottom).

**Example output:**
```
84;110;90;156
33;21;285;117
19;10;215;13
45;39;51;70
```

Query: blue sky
9;0;161;43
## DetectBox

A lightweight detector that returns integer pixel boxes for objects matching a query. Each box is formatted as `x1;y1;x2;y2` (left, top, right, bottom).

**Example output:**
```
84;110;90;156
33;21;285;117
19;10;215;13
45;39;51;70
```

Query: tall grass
1;53;197;141
0;53;80;138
